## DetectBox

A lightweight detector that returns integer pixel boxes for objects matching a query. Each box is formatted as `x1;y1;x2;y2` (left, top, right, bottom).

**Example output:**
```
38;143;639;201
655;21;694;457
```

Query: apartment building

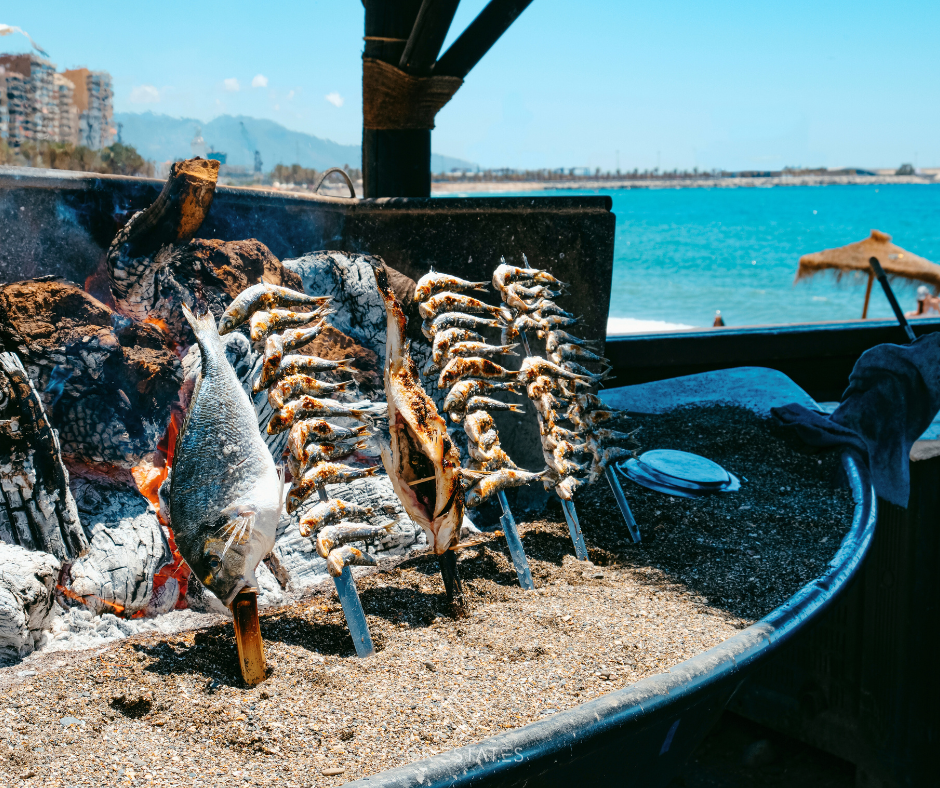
0;54;113;149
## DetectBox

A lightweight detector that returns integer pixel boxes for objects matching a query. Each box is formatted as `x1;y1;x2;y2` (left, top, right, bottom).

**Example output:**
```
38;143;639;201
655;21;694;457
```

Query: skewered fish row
413;271;544;508
218;284;390;578
492;257;635;501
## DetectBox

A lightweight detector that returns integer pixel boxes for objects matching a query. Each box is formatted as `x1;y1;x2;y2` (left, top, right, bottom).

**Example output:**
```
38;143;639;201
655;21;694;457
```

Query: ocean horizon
454;184;940;335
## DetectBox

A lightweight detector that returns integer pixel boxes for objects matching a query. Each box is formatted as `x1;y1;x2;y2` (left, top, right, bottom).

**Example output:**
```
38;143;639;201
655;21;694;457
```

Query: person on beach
905;286;940;318
713;310;726;327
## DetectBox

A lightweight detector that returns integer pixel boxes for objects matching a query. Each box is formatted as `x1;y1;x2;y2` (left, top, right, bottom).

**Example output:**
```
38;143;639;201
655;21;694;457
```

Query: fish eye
206;555;222;571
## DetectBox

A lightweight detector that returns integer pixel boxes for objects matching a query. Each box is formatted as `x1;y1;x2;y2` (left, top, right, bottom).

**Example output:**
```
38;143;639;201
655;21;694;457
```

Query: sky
3;1;939;171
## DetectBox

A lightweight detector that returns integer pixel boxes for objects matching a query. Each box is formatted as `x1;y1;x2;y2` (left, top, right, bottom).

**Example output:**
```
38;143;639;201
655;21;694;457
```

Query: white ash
64;479;172;616
283;251;389;362
35;604;222;658
0;543;60;661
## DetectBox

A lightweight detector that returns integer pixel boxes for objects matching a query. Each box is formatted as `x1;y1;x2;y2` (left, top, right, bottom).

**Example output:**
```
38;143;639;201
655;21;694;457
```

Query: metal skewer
605;465;641;543
318;487;375;658
496;490;534;589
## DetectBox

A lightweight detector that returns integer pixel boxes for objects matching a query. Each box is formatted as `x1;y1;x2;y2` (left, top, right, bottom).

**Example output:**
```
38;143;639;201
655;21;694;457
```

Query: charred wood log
107;158;219;323
61;476;173;617
0;352;86;560
0;279;181;469
106;158;302;349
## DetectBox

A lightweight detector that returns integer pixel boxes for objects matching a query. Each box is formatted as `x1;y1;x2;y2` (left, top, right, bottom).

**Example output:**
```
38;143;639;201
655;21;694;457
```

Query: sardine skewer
317;523;393;560
286;462;379;513
249;306;332;343
268;397;385;434
422;312;505;342
414;271;489;303
418;292;511;323
219;282;331;334
255;354;357;393
287;419;370;457
267;374;351;409
298;498;375;538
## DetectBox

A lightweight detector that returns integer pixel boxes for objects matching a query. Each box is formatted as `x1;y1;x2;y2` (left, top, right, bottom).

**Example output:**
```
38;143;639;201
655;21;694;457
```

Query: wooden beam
363;0;432;197
434;0;534;79
399;0;462;75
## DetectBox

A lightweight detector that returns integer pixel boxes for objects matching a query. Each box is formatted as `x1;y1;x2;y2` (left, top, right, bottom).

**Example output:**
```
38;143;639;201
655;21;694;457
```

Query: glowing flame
130;411;191;611
56;583;125;616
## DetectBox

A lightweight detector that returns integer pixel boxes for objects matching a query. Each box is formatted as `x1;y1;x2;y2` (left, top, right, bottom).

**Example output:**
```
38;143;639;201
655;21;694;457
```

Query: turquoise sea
468;185;940;333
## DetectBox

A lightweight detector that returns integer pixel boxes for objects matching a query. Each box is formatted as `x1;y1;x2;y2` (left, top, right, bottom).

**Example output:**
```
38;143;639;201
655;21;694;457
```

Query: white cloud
251;74;268;88
287;90;295;100
223;78;240;92
325;92;344;107
129;84;160;104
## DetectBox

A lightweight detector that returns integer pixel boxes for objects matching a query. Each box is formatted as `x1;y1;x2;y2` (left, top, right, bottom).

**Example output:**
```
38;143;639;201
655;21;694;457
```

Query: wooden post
231;589;266;686
362;0;533;198
363;0;428;198
862;272;874;319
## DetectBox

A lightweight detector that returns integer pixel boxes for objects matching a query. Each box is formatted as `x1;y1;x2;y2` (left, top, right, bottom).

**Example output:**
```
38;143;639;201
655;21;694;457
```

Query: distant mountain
114;112;476;173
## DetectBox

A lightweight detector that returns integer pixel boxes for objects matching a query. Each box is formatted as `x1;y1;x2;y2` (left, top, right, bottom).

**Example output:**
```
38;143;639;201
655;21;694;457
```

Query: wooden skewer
407;475;436;486
231;589;266;686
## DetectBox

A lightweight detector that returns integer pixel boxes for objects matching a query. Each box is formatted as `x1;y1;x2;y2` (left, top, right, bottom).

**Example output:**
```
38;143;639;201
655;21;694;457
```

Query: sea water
452;184;940;334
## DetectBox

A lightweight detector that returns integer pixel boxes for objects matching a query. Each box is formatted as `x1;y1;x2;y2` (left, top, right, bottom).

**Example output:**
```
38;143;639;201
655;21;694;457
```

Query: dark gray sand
0;407;853;786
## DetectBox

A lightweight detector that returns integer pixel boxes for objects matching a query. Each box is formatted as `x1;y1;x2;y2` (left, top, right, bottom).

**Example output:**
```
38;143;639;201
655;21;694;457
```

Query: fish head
192;505;276;606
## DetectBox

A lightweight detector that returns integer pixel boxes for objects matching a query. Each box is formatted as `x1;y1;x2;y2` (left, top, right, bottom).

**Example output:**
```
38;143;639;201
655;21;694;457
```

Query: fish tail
181;302;224;358
506;403;526;413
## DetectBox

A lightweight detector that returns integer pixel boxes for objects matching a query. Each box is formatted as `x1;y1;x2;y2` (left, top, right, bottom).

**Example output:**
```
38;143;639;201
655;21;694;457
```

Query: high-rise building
62;68;114;150
53;73;79;145
0;54;56;145
0;54;114;150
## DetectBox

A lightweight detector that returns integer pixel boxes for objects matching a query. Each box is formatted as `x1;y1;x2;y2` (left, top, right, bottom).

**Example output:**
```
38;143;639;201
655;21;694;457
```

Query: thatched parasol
795;230;940;318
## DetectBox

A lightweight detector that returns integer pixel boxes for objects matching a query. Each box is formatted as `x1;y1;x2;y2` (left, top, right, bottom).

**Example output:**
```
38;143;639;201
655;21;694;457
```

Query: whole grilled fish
170;304;281;606
375;266;464;555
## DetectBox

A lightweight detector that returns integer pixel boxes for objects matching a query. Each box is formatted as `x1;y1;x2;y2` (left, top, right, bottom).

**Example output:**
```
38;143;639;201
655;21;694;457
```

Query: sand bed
0;407;854;786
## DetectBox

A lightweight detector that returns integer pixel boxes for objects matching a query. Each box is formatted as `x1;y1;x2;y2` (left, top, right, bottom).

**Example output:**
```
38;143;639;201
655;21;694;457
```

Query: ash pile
0;159;434;663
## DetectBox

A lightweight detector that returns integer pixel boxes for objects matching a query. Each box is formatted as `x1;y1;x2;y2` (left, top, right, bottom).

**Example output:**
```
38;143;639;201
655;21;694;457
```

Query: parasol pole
870;257;916;343
862;272;874;319
318;487;376;658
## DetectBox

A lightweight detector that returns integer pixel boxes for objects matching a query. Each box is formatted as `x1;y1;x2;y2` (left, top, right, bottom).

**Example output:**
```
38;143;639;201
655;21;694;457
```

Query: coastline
431;173;939;194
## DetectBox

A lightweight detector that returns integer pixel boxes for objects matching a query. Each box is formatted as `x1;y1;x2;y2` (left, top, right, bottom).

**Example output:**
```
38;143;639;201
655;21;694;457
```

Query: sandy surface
0;407;853;787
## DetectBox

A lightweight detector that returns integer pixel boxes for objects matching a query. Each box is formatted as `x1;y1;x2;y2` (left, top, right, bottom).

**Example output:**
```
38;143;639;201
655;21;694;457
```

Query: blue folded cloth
772;332;940;507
